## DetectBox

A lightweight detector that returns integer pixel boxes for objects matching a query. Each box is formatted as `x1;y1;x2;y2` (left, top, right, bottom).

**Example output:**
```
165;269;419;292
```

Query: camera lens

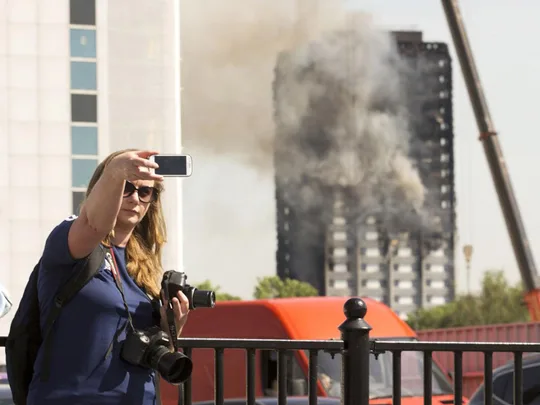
192;290;216;308
148;346;193;384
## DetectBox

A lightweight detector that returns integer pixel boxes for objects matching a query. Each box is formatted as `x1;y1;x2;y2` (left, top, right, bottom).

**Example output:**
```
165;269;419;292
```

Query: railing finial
343;297;367;320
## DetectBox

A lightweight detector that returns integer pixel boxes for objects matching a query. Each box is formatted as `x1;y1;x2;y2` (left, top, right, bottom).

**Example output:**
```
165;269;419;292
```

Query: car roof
212;296;416;340
493;353;540;376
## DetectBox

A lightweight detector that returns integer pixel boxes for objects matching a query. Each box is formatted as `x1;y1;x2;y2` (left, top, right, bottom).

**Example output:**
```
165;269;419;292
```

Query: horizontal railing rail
176;337;344;351
372;340;540;352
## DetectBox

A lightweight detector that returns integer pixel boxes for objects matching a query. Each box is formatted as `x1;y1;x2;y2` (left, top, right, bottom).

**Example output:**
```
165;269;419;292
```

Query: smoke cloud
273;16;441;240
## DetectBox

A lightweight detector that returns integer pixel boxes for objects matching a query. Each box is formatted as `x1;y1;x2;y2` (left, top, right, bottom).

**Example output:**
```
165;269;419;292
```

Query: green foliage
194;280;242;302
253;276;319;299
194;276;319;302
407;270;528;330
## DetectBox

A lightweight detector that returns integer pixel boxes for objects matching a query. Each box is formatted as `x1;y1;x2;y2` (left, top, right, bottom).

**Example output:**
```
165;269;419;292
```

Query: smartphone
150;154;193;177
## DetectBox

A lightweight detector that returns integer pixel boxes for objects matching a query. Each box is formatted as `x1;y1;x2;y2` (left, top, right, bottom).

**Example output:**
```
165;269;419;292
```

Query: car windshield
307;344;453;399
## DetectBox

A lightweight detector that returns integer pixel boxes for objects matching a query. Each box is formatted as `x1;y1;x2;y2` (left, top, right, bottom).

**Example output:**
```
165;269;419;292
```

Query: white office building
0;0;183;344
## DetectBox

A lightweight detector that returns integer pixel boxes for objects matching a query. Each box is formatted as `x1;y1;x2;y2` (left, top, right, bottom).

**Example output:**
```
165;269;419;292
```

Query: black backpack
5;246;105;405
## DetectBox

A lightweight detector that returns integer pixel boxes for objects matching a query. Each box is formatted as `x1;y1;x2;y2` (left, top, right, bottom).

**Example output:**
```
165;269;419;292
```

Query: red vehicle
160;297;458;405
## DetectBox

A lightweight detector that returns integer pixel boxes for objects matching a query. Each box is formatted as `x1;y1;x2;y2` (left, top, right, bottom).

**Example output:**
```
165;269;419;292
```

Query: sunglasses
123;181;159;203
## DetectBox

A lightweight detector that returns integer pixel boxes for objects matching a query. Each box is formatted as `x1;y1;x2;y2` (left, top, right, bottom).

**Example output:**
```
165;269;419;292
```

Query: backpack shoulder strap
43;245;106;337
55;246;106;312
40;245;105;382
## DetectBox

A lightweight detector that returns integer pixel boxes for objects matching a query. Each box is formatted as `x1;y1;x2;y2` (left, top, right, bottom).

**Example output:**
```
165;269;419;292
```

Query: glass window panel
72;158;97;188
71;126;98;155
71;61;97;90
71;94;97;123
70;0;96;25
70;29;96;58
72;191;86;215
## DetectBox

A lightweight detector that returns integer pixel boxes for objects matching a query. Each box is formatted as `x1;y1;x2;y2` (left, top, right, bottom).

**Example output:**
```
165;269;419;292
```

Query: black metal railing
175;297;368;405
176;338;344;405
370;340;540;405
2;298;540;405
175;298;540;405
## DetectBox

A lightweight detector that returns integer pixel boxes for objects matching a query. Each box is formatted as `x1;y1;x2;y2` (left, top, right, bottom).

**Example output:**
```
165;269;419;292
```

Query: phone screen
153;155;189;176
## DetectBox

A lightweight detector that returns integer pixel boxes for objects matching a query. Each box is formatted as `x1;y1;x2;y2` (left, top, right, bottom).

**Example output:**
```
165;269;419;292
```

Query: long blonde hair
84;149;167;298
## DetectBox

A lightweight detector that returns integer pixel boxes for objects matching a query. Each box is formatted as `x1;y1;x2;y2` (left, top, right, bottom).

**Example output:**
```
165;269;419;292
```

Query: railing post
339;298;372;405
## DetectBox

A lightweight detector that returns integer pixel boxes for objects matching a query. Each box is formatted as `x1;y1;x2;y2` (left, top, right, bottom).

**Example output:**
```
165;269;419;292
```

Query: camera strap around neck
107;247;135;332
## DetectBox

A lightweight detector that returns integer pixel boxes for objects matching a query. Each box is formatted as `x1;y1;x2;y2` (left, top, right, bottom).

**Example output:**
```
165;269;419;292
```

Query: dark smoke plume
273;14;442;244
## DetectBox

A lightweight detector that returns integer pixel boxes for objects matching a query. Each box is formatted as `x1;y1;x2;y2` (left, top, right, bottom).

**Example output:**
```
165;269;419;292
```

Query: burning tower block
273;29;455;318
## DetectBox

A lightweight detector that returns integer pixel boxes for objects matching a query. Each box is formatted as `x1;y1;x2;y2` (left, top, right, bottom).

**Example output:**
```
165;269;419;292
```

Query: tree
253;276;318;299
406;270;528;330
194;280;242;301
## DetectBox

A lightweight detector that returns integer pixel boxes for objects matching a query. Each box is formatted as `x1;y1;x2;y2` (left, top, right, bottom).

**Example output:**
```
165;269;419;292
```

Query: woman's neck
111;227;133;247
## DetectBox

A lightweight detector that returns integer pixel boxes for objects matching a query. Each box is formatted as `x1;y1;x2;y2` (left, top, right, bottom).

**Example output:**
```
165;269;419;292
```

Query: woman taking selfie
27;149;189;405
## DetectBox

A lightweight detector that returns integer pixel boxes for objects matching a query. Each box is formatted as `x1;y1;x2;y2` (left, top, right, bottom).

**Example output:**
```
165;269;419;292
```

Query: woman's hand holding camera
106;150;164;182
160;290;190;338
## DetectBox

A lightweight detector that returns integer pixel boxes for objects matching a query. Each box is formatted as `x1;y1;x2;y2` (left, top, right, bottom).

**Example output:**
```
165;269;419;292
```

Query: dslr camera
161;270;216;309
121;326;192;385
120;271;216;385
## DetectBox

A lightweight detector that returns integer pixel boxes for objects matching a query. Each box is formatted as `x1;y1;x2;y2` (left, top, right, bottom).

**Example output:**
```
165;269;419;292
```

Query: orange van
160;296;459;405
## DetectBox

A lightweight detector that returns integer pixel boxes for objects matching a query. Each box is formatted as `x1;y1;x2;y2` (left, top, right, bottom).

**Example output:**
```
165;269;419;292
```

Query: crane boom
440;0;540;320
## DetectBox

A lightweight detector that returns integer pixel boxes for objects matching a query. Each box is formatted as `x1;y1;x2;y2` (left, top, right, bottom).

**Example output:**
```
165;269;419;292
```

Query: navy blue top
27;217;158;405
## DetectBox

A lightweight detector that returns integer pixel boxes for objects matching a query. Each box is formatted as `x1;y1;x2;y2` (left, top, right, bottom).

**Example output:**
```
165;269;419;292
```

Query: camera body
121;326;168;368
162;270;216;310
121;326;192;385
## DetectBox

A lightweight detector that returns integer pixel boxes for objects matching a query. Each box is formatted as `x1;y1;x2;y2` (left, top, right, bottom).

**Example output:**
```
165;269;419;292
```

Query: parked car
468;354;540;405
193;397;340;405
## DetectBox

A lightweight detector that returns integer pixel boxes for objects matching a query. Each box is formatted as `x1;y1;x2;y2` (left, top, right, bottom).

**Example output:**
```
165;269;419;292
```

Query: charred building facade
274;31;456;318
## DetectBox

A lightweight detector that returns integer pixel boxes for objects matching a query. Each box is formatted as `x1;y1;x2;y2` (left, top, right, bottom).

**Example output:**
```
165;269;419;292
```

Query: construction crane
441;0;540;321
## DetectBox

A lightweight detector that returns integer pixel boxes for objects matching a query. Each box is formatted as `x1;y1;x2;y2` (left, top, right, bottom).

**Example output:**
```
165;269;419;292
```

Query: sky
181;0;540;299
342;0;540;294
